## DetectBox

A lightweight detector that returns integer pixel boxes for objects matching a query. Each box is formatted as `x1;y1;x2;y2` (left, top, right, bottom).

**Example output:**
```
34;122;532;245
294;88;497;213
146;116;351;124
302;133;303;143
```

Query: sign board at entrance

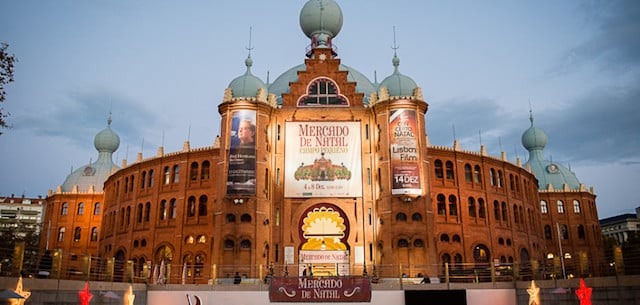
269;276;371;303
299;250;349;263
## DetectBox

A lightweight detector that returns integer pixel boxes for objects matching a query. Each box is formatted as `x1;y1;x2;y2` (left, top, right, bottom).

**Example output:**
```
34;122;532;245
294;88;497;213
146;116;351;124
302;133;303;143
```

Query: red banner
269;277;371;303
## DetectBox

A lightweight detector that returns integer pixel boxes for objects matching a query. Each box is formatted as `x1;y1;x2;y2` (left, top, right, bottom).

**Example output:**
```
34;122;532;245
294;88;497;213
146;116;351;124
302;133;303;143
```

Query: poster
285;122;362;197
389;109;422;195
226;110;256;195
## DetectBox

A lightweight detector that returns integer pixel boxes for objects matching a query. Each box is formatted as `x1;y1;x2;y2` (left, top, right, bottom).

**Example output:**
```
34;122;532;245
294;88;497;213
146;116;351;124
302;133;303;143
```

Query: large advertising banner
389;109;422;195
226;110;256;195
285;122;362;198
269;276;372;303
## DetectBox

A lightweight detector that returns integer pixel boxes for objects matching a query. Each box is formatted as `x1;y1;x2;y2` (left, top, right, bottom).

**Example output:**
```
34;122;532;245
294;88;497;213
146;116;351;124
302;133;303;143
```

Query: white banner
285;122;362;197
299;250;350;263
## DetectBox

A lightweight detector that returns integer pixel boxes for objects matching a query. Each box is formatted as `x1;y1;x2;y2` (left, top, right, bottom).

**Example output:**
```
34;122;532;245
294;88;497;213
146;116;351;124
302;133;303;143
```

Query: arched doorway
114;249;126;282
297;204;350;276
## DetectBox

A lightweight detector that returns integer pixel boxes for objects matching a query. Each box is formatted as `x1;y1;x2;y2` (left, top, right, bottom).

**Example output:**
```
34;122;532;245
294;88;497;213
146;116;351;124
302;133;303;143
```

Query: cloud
18;88;158;149
554;0;640;74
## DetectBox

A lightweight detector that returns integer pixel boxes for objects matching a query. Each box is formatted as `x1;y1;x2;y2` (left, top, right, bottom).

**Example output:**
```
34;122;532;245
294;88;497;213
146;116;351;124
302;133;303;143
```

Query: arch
448;195;458;216
413;239;425;248
61;202;69;215
434;160;443;178
519;248;530;262
411;213;423;222
77;202;84;215
452;234;461;243
240;213;252;223
240;239;252;249
190;162;199;181
437;194;446;215
396;212;407;222
154;244;174;263
544;225;552;240
473;165;482;183
397;239;409;248
473;244;490;264
445;161;455;180
464;164;472;182
478;198;486;218
540;200;548;214
468;197;476;217
201;161;211;180
90;227;98;241
187;196;196;217
73;227;81;242
198;195;208;216
440;234;450;242
93;202;101;215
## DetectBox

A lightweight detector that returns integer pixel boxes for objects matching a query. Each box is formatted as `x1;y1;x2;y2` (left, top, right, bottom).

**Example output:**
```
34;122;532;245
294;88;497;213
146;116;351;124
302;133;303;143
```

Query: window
240;239;251;249
201;161;210;180
468;197;476;217
498;238;504;245
397;239;409;248
578;225;585;239
61;202;69;215
464;164;472;182
434;160;443;178
197;235;206;244
573;200;581;214
412;213;423;222
490;169;496;186
241;214;252;223
141;171;146;189
74;227;81;242
173;165;180;183
561;224;569;239
187;196;196;217
298;77;348;106
126;206;131;226
414;239;425;248
449;195;458;216
163;166;171;185
57;227;65;242
144;202;151;222
148;169;154;187
501;202;508;221
226;214;236;223
94;202;100;215
185;236;195;244
509;174;515;191
557;200;565;214
170;199;177;219
452;235;461;243
513;204;519;223
497;170;503;187
540;200;548;214
493;201;500;220
473;244;490;263
159;200;167;220
190;162;199;181
136;203;143;223
473;165;482;183
544;225;552;240
437;194;446;215
199;196;208;216
90;227;98;241
77;202;84;215
396;213;407;222
440;234;450;242
224;239;235;249
478;198;486;218
445;161;455;180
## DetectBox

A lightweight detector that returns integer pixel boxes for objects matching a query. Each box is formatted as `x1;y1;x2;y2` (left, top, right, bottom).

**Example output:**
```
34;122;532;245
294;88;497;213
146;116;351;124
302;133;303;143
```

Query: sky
0;1;638;218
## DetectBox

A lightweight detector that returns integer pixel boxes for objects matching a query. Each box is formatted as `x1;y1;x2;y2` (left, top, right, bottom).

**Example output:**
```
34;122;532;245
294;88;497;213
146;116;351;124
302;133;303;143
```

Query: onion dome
300;0;343;47
379;53;418;97
522;113;581;190
61;116;120;193
228;56;267;99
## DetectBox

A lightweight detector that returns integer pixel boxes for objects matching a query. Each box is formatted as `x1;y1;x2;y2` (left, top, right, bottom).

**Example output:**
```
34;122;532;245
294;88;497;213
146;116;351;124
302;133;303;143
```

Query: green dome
300;0;343;40
521;115;548;151
228;56;266;98
379;54;418;97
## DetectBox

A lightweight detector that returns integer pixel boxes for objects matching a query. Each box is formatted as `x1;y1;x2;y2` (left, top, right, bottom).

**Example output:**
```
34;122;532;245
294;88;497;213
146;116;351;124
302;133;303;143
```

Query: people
420;276;431;284
233;272;241;285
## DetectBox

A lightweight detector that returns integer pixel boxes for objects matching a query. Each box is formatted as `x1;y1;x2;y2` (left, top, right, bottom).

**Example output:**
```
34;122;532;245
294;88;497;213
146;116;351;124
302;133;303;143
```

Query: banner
299;250;349;263
389;109;422;195
285;122;362;197
226;110;256;195
269;277;371;303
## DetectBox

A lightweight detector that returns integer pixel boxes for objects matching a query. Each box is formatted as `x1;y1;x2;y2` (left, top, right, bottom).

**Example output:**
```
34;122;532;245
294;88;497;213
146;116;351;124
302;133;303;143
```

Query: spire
391;26;400;73
245;26;254;74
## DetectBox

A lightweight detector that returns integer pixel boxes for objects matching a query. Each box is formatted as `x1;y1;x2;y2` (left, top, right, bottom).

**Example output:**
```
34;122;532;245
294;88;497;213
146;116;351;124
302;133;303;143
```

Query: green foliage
0;42;17;135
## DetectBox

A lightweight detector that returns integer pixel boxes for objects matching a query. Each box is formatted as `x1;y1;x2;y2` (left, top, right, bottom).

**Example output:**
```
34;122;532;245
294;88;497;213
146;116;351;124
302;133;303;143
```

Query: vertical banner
285;122;362;198
389;109;422;195
227;110;257;195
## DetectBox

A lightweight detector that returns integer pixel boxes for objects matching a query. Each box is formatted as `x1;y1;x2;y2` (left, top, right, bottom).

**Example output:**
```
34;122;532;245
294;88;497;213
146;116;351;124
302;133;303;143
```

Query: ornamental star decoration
10;277;31;305
78;282;93;305
526;280;540;305
575;278;592;305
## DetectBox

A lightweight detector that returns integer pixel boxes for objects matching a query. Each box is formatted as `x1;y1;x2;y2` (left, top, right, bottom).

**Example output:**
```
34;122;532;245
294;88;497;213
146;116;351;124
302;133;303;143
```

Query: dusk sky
1;1;638;218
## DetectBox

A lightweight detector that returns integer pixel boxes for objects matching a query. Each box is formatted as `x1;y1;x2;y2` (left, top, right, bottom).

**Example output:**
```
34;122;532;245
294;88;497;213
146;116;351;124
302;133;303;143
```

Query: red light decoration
78;282;93;305
575;278;592;305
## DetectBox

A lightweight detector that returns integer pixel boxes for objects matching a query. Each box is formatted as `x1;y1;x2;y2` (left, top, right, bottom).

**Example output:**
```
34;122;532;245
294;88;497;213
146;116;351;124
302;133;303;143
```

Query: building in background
0;195;46;275
37;0;604;282
600;208;640;244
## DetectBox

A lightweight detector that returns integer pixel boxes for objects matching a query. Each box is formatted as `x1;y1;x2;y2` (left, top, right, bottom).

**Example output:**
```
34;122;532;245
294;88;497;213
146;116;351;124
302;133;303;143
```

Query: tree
0;43;17;135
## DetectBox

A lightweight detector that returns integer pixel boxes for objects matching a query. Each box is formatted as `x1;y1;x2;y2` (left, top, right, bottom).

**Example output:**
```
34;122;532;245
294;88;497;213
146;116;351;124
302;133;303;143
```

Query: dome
62;118;120;193
268;63;376;105
379;54;418;97
300;0;343;39
228;56;266;99
522;114;581;190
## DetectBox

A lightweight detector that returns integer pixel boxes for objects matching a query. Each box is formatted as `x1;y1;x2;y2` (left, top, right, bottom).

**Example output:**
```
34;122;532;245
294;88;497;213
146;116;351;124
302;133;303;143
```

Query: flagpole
556;222;566;279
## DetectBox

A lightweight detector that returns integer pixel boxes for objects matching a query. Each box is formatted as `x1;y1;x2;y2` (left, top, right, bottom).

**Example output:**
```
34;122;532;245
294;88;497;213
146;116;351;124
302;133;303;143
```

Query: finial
244;27;254;71
161;130;165;148
187;125;191;142
528;100;534;126
498;136;503;152
141;137;145;153
266;70;270;85
478;130;483;146
374;70;378;83
452;124;457;141
391;26;400;70
107;111;112;127
246;26;254;57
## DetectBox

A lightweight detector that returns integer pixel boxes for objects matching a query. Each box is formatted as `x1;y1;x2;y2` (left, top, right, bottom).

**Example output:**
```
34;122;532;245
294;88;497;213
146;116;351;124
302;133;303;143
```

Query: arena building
39;0;604;283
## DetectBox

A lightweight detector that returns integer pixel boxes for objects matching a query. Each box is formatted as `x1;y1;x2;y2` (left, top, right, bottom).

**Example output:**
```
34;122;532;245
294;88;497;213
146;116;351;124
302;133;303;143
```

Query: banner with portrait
284;121;362;198
389;109;422;195
226;110;256;195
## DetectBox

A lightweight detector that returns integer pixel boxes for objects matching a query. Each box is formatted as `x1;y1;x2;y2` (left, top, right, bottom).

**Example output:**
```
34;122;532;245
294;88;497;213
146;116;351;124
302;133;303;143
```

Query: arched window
464;164;472;182
241;214;252;223
497;170;504;187
490;169;496;186
452;235;461;243
396;213;407;222
144;202;151;222
544;225;552;240
442;253;451;265
493;200;500;220
197;235;206;244
141;171;146;189
159;200;167;220
172;165;180;183
397;239;409;248
440;234;450;242
57;227;65;242
468;197;476;217
240;239;251;249
434;160;443;178
454;254;463;269
501;202;508;221
573;200;581;214
194;254;205;277
513;204;519;223
90;227;98;241
201;161;210;180
478;198;486;218
473;165;482;183
437;194;446;215
185;236;195;244
77;202;84;215
445;161;455;180
224;239;235;249
540;200;548;214
557;200;565;214
163;166;171;185
226;214;236;223
473;244;490;264
170;199;177;219
74;227;81;242
190;162;199;181
412;213;423;222
298;77;348;106
561;224;569;239
126;206;131;226
498;237;505;245
414;239;425;248
198;195;208;216
448;195;458;216
148;169;154;187
578;225;585;239
94;202;100;215
187;196;196;217
61;202;69;215
136;203;143;223
509;174;515;190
